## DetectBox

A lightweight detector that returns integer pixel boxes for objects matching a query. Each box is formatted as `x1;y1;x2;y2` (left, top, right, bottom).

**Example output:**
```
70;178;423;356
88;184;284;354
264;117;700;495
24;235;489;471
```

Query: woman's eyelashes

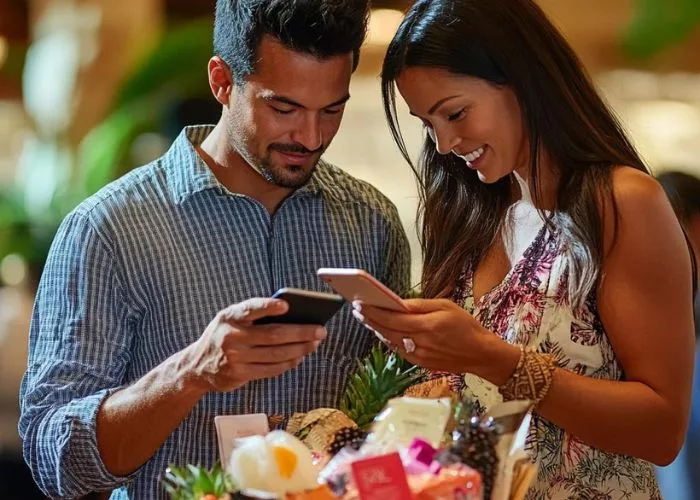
447;108;467;122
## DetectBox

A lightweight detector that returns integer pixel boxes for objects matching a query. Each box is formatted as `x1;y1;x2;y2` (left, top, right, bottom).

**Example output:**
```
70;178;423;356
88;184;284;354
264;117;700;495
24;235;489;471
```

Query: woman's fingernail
352;309;365;323
315;327;327;340
374;331;388;343
352;301;362;312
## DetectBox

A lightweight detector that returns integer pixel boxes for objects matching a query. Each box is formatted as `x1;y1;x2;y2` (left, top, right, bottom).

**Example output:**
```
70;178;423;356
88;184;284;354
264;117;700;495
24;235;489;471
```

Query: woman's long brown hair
382;0;649;304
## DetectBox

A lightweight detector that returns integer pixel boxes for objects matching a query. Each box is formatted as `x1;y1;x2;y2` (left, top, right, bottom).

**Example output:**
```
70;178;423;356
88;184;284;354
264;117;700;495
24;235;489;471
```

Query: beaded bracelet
498;346;557;406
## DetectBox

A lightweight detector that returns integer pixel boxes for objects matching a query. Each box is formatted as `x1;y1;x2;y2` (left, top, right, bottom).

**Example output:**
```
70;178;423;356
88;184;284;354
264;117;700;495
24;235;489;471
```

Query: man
19;1;411;498
656;170;700;500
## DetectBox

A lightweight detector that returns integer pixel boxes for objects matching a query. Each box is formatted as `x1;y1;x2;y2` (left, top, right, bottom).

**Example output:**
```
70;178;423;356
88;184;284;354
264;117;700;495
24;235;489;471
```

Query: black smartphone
253;288;345;325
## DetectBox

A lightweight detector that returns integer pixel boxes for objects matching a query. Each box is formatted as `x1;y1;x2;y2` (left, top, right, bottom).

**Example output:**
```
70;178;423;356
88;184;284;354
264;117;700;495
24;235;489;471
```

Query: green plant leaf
74;102;157;198
115;18;214;109
622;0;700;58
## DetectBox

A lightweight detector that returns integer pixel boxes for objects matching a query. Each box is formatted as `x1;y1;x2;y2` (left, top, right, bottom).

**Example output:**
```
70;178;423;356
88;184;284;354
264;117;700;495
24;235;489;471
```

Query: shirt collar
167;125;323;204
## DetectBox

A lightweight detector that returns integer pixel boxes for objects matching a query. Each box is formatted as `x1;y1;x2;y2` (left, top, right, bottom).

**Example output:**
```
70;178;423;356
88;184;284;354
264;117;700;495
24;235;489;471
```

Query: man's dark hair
214;0;370;84
658;171;700;225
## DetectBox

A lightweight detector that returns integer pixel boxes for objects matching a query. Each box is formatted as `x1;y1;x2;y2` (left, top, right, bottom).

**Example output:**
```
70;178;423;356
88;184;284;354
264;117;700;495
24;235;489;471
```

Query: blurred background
0;0;699;497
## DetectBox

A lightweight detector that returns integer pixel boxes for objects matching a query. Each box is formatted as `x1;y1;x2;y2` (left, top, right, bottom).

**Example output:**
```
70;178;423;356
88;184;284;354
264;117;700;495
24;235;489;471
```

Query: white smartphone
316;268;409;312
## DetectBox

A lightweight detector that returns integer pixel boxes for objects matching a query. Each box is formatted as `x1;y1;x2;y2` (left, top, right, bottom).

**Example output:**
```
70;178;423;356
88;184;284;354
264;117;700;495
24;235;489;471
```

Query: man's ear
208;56;234;106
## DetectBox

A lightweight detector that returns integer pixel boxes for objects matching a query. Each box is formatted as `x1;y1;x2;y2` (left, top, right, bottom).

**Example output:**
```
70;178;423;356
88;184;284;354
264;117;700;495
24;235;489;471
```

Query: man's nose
291;113;323;152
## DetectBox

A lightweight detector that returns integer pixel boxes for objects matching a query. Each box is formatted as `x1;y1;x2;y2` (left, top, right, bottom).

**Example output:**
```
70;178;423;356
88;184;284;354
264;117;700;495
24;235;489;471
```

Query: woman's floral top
448;182;662;499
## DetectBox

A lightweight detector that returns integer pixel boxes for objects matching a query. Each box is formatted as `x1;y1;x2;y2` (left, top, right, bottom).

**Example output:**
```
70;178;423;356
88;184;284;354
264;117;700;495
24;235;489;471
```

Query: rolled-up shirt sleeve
19;209;136;498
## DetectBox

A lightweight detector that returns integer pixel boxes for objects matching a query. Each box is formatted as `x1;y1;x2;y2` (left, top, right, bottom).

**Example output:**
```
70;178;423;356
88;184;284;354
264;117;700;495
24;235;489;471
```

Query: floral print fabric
453;225;662;500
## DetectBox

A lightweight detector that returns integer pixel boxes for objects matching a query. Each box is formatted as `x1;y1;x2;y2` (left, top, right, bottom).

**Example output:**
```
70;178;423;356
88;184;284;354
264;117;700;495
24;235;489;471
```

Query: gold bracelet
498;346;557;406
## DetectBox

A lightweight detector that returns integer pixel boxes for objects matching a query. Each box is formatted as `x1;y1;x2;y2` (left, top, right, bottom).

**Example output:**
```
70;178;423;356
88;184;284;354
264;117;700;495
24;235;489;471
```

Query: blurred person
659;171;700;337
19;1;409;499
656;170;700;500
0;451;45;500
354;0;697;498
0;288;43;500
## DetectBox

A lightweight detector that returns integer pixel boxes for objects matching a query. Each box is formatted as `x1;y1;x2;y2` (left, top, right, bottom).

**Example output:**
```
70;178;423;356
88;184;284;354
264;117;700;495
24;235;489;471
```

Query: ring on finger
402;337;416;354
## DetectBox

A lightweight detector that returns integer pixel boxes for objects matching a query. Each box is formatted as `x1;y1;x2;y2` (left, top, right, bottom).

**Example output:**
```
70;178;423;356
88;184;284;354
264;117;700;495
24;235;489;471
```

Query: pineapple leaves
341;345;425;430
163;462;236;499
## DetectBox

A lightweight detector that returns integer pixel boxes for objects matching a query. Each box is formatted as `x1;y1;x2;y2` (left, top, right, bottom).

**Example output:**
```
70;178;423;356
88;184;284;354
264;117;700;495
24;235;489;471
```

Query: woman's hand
352;298;520;384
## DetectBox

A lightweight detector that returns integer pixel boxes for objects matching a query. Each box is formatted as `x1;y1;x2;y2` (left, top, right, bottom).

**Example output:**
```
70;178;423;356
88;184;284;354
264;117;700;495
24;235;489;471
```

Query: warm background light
0;37;8;70
366;9;405;47
0;254;27;288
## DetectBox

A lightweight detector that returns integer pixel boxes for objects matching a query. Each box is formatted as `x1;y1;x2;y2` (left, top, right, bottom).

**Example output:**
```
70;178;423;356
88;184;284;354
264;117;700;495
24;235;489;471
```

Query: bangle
498;346;557;407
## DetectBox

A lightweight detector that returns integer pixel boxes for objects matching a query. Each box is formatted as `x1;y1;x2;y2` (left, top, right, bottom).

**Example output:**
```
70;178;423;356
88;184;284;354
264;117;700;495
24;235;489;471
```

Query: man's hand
183;298;327;392
95;297;325;477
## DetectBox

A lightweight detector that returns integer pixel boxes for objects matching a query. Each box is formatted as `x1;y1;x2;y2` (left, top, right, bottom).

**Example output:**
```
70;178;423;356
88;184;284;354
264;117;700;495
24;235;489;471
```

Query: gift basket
164;347;537;500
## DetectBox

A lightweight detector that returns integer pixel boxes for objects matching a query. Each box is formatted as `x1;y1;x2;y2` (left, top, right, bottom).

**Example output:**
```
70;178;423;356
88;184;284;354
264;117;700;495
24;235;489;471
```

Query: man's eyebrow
262;95;305;108
261;93;351;109
325;94;351;108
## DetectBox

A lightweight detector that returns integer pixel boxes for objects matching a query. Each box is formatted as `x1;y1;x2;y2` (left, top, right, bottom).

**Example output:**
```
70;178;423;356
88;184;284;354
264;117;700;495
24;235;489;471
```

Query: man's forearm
96;348;207;477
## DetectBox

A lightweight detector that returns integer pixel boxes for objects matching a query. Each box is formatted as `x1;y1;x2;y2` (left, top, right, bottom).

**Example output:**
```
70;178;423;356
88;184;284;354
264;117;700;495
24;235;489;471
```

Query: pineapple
163;463;237;500
341;345;425;430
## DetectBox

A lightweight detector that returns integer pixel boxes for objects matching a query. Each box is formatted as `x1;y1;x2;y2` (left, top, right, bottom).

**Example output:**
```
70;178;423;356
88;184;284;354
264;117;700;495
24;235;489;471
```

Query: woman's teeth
464;146;485;162
454;146;486;163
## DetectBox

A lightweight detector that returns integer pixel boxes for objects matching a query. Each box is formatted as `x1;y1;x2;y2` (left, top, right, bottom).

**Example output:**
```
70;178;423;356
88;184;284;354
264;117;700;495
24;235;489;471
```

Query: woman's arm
354;168;695;466
484;168;695;465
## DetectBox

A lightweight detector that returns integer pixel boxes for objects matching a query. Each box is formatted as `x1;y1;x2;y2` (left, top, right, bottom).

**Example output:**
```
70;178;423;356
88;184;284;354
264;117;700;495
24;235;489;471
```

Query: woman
353;0;697;498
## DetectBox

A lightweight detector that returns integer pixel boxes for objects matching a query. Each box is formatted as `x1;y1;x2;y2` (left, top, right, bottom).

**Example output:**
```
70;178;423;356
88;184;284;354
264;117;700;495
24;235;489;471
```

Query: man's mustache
269;143;323;155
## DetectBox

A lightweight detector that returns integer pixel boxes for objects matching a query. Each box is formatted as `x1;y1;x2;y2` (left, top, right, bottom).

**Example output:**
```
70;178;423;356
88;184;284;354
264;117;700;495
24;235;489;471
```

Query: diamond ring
402;337;416;354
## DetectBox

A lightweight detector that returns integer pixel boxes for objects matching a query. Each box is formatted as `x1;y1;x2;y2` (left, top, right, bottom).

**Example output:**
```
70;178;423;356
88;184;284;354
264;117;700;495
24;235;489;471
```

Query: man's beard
236;143;324;189
256;143;324;188
227;118;324;189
